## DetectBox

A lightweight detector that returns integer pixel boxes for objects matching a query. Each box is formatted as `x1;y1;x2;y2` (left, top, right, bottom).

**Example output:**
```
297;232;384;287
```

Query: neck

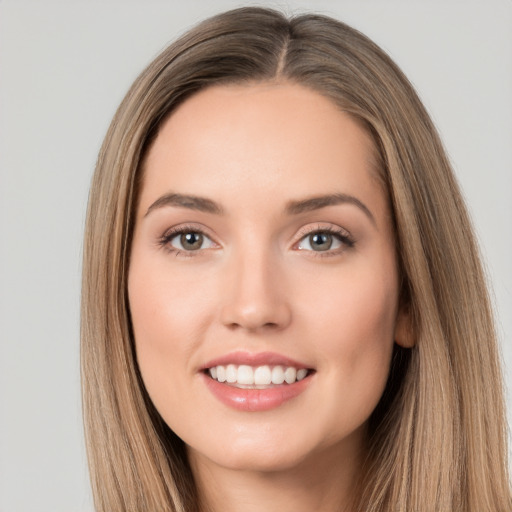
189;441;365;512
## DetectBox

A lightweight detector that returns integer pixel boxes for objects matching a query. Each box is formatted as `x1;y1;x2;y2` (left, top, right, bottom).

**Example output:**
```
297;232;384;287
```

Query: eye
297;231;341;252
160;228;217;253
296;228;354;253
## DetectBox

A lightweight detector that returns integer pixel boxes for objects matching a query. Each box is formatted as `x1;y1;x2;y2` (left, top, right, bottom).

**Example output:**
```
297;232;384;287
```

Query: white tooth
271;366;285;385
209;367;217;379
254;365;272;385
284;367;297;384
226;364;237;383
216;365;226;382
237;365;254;385
296;368;308;381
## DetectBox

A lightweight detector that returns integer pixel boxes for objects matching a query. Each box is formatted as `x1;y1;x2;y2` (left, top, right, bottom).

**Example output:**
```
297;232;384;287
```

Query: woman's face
128;83;411;474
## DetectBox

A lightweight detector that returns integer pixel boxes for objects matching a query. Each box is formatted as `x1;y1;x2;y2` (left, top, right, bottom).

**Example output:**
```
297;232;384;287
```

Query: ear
394;305;415;348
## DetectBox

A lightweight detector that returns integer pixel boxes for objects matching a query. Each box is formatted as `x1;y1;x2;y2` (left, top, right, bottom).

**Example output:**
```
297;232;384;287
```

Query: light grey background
0;1;510;511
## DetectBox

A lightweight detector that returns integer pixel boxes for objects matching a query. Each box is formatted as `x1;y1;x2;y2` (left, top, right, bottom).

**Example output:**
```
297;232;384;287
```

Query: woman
81;7;510;511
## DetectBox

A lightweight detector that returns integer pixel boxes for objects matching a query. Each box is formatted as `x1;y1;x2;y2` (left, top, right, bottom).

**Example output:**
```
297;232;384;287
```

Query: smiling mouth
205;364;313;389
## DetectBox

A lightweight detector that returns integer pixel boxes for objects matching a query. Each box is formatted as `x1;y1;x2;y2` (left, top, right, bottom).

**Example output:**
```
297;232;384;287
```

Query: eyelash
157;224;216;257
294;224;355;257
157;224;355;257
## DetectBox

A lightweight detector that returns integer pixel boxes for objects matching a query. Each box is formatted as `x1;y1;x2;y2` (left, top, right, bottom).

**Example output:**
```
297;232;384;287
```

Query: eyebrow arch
285;193;376;225
144;191;375;225
145;193;224;217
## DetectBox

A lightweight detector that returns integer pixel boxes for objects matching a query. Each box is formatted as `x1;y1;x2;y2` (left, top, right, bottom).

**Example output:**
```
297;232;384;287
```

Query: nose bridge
220;238;291;331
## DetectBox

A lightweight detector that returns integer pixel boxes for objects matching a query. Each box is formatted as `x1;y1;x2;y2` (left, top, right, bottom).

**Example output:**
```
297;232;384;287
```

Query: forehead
140;82;385;218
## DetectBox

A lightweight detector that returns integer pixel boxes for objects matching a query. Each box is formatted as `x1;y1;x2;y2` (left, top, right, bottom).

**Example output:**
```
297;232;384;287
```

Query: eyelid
292;223;355;254
157;223;220;255
156;222;354;256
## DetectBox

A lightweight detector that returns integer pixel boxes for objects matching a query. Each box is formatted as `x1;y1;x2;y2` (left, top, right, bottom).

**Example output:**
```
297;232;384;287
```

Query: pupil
310;232;332;251
181;232;203;250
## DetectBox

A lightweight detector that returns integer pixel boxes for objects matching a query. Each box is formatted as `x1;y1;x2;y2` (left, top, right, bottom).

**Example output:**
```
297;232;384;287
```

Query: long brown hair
81;7;510;511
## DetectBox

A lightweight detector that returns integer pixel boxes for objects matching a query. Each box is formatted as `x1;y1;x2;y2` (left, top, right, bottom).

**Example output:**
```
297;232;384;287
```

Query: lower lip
202;373;312;412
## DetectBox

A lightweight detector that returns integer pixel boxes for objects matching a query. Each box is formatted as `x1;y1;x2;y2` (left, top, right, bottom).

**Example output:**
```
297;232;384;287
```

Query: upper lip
201;351;312;370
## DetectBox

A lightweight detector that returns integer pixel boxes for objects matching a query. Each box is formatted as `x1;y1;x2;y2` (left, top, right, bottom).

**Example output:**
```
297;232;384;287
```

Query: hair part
81;7;510;511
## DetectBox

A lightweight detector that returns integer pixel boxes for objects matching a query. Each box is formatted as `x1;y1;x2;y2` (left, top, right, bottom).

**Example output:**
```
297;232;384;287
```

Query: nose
219;249;292;332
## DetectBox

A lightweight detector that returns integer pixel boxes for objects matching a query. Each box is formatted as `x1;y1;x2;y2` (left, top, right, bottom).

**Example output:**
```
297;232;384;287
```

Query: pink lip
202;373;312;412
200;351;314;412
201;351;310;370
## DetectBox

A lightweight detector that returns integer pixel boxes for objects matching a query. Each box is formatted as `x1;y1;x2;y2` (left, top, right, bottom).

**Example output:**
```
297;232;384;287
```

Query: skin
128;82;412;512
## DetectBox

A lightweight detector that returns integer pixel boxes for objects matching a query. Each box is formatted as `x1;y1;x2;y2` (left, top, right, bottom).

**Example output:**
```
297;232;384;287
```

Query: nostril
219;285;292;331
225;321;279;332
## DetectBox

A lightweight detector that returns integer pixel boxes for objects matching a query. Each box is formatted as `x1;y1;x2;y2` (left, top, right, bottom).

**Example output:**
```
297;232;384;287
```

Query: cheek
301;260;398;341
127;257;214;410
129;254;216;345
297;262;398;411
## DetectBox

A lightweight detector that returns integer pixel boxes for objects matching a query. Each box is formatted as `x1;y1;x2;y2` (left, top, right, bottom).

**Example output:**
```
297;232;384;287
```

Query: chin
187;430;325;474
226;450;305;473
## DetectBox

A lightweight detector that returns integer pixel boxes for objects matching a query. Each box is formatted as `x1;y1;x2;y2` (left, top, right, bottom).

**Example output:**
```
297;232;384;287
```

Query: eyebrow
285;193;376;225
145;193;224;217
145;191;375;225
